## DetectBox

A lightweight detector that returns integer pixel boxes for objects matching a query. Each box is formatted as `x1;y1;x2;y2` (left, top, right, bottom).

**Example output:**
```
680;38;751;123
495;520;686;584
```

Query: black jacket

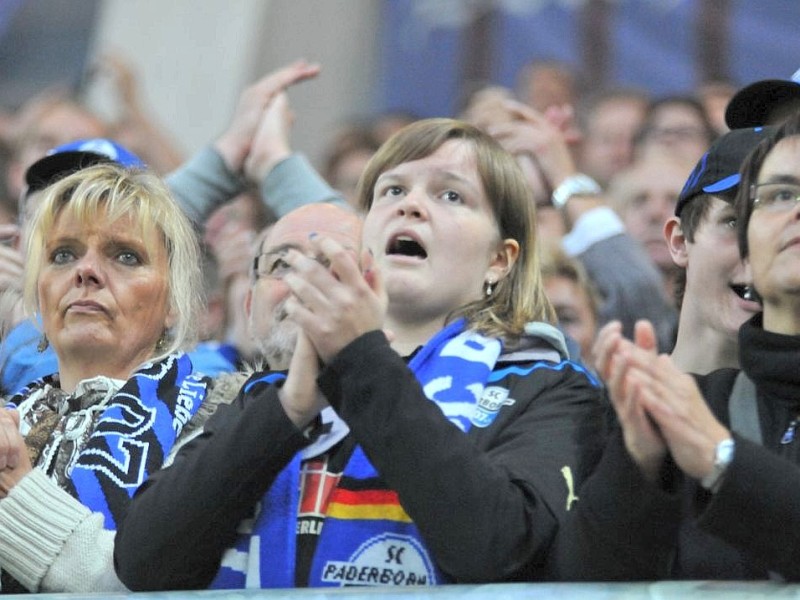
553;314;800;581
114;329;605;590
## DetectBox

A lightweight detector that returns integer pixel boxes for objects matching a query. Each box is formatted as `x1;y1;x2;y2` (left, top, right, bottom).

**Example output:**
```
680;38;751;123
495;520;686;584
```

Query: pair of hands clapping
593;320;731;484
277;235;387;428
214;60;320;182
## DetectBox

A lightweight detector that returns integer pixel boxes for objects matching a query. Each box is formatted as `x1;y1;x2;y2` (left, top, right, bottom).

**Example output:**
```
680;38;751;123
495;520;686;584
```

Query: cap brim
703;174;740;194
725;80;800;129
676;175;740;216
24;151;112;194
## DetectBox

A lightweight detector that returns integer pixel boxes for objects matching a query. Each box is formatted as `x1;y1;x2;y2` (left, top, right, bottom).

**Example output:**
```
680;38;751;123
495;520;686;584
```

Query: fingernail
309;232;318;239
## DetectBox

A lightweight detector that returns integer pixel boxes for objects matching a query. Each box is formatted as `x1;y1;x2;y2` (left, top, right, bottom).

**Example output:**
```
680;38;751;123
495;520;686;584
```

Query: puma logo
561;466;579;511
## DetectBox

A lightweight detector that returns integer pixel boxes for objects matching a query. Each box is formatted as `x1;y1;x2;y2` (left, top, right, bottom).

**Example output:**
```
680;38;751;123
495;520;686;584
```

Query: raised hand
488;99;577;188
278;330;328;428
282;236;386;364
243;92;293;183
593;320;667;481
620;341;731;481
214;60;320;175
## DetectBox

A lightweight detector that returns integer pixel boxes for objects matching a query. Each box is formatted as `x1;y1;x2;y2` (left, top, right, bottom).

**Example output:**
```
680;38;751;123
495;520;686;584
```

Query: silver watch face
552;174;601;208
701;439;735;491
716;438;735;465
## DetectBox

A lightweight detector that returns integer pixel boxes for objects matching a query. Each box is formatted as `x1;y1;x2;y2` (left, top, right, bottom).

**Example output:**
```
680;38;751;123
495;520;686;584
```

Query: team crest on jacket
471;386;515;428
321;533;436;586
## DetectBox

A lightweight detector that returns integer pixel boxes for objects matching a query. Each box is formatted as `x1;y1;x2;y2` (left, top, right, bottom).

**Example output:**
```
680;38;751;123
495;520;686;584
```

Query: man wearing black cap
664;126;773;374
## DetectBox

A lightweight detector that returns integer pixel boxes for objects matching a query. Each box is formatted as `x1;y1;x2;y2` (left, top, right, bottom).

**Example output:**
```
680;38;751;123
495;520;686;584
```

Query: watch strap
551;173;602;209
700;438;735;493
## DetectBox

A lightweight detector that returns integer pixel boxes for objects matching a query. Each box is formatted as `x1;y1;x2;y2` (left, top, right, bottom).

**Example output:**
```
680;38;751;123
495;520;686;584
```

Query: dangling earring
485;279;494;297
37;335;49;353
155;330;169;352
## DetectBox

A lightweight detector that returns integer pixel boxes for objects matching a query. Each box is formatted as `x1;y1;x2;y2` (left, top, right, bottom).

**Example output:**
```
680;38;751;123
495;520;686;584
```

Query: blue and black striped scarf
8;353;208;530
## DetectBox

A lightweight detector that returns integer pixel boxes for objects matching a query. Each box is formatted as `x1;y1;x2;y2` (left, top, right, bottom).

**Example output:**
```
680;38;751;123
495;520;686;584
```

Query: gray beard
257;309;298;371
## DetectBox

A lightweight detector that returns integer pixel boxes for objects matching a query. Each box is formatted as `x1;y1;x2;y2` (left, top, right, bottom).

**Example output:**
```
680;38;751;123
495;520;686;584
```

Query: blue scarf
212;319;502;588
9;353;208;530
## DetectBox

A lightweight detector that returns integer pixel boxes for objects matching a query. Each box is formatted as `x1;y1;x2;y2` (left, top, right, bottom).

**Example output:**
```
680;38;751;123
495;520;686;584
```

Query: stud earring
743;285;760;303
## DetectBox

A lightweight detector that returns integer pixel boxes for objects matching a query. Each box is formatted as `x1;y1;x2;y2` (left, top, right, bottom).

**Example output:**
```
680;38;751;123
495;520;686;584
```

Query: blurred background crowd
1;0;799;362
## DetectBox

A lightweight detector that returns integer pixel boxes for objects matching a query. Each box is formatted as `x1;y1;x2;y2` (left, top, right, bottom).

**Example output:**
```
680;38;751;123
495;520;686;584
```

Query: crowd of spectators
1;46;800;592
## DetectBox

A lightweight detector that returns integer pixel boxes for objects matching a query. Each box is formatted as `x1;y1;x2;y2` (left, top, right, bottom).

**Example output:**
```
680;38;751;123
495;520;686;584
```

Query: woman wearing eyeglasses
556;114;800;581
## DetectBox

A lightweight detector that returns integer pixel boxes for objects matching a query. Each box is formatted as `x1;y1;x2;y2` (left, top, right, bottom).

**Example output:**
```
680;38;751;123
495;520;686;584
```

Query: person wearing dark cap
0;139;150;397
19;138;146;215
2;138;238;396
725;68;800;129
664;126;773;374
553;117;800;581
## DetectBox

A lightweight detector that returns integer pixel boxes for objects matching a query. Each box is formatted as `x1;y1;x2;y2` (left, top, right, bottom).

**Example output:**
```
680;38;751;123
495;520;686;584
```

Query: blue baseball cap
675;126;775;216
24;138;146;194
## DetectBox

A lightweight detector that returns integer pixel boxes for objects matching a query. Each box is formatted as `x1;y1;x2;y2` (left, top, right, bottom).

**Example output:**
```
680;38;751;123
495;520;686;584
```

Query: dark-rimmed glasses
253;251;330;280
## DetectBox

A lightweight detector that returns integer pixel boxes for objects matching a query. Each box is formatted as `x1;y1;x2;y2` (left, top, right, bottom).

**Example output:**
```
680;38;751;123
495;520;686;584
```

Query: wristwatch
700;438;735;493
551;173;602;209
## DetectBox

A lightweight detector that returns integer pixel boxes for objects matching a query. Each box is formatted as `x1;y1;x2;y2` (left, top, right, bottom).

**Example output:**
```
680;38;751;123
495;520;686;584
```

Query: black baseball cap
725;68;800;129
676;126;775;216
24;138;145;195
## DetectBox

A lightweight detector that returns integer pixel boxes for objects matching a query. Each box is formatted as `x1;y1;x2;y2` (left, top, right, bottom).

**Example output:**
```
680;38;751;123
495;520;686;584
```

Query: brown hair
736;113;800;259
356;118;555;339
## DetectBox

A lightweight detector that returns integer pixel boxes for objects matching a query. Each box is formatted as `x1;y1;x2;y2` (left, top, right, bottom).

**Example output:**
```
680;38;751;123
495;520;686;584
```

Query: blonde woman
0;163;208;592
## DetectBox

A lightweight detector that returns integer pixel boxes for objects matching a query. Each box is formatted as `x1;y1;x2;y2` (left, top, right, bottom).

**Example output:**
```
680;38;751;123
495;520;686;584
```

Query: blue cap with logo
24;138;146;194
675;126;775;216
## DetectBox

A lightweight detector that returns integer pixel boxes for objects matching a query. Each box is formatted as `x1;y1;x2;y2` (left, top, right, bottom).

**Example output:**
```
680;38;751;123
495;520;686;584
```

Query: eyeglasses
750;182;800;212
253;251;330;280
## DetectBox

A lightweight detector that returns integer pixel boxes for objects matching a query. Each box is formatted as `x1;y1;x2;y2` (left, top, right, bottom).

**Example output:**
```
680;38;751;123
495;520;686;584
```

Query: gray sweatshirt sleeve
165;147;243;226
166;149;346;227
261;153;347;217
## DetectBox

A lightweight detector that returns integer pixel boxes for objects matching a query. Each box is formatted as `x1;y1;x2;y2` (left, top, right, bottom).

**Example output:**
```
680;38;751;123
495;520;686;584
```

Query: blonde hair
23;163;203;360
356;118;555;340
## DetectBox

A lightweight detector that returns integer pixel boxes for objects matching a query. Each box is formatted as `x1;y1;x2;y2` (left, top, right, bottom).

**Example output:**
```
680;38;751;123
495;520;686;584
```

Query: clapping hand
0;409;31;498
214;60;320;175
282;235;386;364
593;320;731;484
